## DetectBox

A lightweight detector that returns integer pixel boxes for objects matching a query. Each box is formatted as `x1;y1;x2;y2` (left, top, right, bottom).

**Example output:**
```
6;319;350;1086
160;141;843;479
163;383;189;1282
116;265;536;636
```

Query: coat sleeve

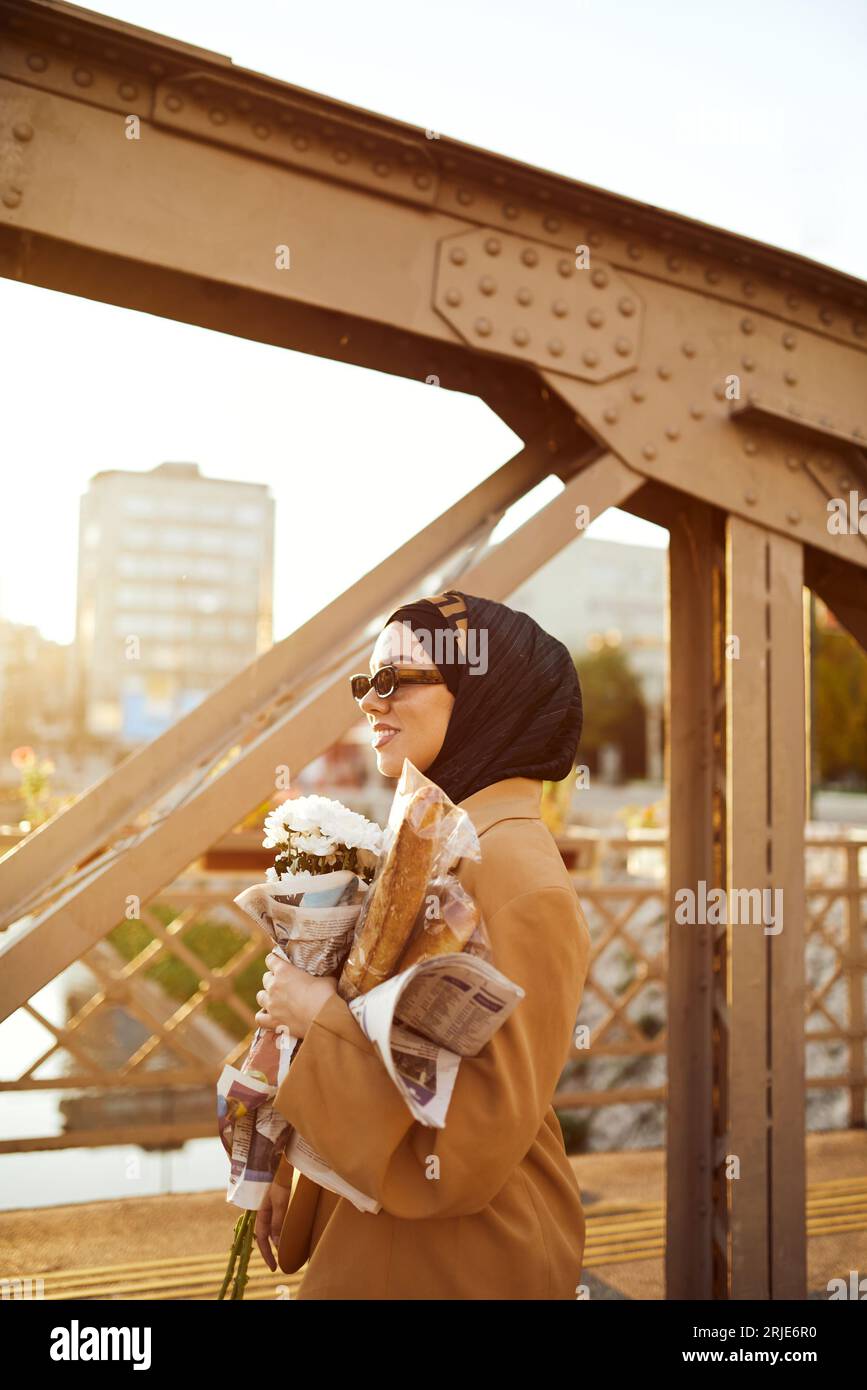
272;883;590;1220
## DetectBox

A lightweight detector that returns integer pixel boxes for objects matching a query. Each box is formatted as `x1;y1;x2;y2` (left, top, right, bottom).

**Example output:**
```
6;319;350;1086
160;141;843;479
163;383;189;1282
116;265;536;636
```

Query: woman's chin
375;743;405;778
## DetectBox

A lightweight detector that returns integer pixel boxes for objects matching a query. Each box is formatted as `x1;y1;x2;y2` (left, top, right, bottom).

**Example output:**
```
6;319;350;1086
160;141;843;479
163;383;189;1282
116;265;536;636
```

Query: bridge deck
3;1131;864;1300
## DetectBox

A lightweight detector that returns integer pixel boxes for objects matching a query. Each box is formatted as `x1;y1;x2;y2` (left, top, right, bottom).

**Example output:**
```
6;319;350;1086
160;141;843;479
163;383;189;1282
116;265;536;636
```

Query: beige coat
272;776;591;1299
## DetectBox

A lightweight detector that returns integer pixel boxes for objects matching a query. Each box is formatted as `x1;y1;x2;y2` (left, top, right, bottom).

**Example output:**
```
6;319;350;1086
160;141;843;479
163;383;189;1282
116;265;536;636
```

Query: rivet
631;385;646;402
485;237;502;256
26;54;48;72
614;337;632;356
666;255;682;272
744;440;758;455
12;121;34;142
547;339;564;357
657;365;671;380
478;275;497;296
744;489;758;505
445;288;462;307
543;215;561;232
587;308;604;328
512;328;529;347
706;269;721;284
457;189;473;205
819;307;833;325
741;317;755;335
785;457;800;471
690;404;705;419
449;247;467;266
839;476;851;490
787;509;801;524
551;299;569;318
516;287;533;306
149;62;166;78
682;340;697;357
557;258;574;277
165;94;183;112
618;297;636;317
210;107;228;127
786;293;800;309
665;425;680;440
783;332;797;350
784;370;798;386
742;281;756;297
603;407;619;424
854;321;866;337
741;356;755;371
642;444;657;460
73;68;94;87
591;268;609;289
582;349;599;368
503;204;519;220
254;124;271;140
374;161;390;176
291;131;308;148
118;82;138;100
474;317;493;337
334;146;350;162
235;98;253;114
414;173;431;189
588;231;603;247
2;188;23;209
521;247;539;267
627;243;643;260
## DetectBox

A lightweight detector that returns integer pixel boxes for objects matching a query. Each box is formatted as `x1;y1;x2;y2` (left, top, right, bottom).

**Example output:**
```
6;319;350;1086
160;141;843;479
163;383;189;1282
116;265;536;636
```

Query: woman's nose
359;685;389;716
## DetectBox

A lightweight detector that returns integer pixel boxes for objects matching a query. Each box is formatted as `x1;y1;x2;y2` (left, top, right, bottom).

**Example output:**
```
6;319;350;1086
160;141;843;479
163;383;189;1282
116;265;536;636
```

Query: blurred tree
574;642;647;778
813;620;867;785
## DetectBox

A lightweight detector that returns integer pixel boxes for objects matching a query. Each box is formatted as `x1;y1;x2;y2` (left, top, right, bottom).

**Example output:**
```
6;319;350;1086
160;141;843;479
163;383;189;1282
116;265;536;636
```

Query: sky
2;0;865;645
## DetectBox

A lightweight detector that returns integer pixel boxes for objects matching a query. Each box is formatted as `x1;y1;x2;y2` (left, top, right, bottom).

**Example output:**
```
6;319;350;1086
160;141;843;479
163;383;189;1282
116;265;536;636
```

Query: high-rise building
75;462;274;743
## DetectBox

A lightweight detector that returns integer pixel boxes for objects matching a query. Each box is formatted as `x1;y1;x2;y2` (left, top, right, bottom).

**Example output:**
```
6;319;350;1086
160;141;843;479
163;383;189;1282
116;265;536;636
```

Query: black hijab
385;590;583;805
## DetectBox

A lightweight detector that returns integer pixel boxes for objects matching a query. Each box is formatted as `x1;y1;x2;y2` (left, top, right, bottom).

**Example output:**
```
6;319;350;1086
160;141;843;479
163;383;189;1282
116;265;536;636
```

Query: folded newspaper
285;949;525;1214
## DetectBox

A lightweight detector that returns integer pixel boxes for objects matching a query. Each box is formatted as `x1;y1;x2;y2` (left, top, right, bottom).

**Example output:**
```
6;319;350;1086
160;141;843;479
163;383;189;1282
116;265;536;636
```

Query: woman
254;589;591;1299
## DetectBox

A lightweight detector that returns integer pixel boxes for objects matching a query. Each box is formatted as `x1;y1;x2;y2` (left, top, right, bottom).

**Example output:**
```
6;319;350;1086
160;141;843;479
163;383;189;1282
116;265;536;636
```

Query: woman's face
360;621;455;778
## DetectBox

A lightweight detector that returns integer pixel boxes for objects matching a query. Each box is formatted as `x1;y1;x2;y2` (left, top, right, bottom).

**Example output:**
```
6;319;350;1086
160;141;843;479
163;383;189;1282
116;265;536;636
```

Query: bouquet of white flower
263;793;382;886
216;794;383;1299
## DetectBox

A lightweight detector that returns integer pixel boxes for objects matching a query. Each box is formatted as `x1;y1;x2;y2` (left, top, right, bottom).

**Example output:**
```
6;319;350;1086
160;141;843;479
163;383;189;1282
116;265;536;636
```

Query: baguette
337;786;444;1000
397;884;481;970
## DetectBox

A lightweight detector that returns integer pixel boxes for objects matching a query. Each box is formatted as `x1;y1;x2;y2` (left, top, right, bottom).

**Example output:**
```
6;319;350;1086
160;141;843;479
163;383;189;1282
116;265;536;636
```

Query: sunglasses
350;664;445;701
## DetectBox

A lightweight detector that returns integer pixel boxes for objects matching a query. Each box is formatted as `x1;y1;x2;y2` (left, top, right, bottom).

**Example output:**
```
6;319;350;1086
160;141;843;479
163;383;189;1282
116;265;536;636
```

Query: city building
75;462;274;743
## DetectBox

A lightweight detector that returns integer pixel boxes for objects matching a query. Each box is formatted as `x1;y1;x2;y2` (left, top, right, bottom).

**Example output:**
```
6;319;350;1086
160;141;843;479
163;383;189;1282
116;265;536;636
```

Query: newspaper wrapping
216;870;363;1210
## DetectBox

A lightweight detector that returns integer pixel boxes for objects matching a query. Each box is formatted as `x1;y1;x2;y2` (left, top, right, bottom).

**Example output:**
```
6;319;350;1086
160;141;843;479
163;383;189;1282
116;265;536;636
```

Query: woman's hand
255;952;337;1038
255;1178;291;1272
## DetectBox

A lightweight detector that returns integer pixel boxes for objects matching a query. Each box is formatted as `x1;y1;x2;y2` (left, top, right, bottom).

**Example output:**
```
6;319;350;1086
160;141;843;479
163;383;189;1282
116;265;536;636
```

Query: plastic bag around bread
336;760;481;1001
396;877;492;971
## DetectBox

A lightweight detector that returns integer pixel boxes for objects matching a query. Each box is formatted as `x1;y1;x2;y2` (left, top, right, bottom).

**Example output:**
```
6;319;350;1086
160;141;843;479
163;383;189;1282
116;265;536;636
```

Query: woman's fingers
254;1195;277;1271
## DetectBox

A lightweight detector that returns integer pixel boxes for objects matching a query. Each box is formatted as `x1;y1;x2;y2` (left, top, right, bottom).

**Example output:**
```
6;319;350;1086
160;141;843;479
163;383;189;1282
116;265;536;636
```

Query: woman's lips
372;725;399;749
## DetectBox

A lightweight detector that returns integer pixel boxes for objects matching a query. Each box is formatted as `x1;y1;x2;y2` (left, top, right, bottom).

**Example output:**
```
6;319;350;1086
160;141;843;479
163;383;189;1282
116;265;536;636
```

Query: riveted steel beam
434;227;642;382
541;273;867;568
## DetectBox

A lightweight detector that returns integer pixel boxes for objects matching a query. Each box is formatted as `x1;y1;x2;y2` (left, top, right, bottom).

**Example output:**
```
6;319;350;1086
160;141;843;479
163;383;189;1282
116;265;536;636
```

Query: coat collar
457;777;543;836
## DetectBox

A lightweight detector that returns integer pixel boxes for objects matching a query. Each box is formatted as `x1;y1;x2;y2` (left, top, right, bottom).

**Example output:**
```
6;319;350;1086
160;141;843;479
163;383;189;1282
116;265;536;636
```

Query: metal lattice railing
0;829;864;1154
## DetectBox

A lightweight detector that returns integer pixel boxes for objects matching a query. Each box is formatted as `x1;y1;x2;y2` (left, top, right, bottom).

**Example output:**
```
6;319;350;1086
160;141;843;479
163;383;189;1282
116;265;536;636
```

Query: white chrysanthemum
263;795;383;856
290;831;337;857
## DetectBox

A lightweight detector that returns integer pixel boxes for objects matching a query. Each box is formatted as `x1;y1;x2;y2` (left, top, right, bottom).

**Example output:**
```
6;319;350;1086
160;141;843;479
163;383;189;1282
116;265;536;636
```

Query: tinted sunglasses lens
373;667;396;697
350;675;370;699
